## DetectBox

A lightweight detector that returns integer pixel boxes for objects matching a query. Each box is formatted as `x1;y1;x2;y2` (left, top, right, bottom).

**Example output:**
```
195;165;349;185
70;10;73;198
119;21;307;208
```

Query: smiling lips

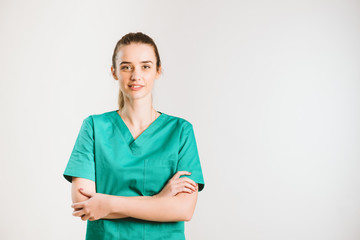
128;84;144;91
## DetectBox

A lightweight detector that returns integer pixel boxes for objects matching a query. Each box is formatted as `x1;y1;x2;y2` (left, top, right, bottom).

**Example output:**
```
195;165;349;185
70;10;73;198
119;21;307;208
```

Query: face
111;43;161;101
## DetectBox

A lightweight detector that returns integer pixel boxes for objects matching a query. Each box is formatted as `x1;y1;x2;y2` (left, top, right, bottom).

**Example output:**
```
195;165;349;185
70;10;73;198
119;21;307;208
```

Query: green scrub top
63;110;205;240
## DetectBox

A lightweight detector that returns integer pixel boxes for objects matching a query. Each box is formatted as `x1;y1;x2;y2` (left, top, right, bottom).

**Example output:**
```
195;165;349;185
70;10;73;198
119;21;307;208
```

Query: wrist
108;195;122;215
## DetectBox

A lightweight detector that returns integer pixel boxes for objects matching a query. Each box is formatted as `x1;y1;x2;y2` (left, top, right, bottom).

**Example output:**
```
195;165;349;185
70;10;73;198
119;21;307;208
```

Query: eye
143;65;150;69
120;65;131;70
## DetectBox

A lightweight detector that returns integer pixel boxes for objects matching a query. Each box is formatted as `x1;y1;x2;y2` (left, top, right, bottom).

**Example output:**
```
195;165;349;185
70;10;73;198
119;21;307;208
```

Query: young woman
63;32;205;240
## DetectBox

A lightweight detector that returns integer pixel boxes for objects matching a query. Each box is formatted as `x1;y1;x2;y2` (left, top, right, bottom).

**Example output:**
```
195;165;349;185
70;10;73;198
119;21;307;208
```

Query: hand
154;171;198;198
71;188;112;221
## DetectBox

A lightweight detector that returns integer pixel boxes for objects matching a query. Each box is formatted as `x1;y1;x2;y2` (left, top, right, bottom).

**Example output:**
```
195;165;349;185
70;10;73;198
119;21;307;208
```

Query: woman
63;32;205;240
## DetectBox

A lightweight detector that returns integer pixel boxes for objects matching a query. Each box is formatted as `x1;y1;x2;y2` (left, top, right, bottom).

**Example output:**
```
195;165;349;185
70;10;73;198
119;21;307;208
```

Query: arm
71;177;96;203
105;183;199;222
71;177;152;219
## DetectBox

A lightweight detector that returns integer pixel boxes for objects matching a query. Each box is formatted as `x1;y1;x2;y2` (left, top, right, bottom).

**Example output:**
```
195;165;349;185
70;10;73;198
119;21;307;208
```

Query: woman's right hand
154;171;198;198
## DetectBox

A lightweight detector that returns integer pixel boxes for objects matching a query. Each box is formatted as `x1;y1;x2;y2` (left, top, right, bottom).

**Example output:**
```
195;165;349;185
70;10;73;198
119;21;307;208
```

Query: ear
111;66;118;80
155;66;162;80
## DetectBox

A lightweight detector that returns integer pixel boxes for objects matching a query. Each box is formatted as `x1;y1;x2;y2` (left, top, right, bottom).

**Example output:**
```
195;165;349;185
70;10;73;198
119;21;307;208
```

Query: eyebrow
120;61;153;65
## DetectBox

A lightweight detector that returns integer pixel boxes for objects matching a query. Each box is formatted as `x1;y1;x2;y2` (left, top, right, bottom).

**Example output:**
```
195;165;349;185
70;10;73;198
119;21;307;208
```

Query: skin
70;43;199;222
112;42;161;133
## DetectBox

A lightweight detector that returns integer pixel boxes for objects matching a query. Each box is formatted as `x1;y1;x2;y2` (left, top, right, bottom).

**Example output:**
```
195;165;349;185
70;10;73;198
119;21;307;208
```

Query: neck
119;95;157;128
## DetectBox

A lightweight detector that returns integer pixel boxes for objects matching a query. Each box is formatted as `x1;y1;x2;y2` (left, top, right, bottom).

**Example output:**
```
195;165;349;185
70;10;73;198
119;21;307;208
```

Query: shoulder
161;112;194;134
78;110;117;130
84;110;117;122
162;112;192;126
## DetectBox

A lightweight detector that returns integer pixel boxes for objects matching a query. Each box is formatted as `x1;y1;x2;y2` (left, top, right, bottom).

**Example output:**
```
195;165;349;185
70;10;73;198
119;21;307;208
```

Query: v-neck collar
110;109;166;149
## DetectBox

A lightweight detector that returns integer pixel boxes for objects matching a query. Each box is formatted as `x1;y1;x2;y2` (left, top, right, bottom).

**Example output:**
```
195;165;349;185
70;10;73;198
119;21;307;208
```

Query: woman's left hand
71;188;112;221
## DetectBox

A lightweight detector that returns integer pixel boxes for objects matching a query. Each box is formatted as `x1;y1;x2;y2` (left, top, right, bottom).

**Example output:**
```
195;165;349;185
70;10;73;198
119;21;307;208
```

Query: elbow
171;201;193;222
184;210;195;222
184;214;192;222
71;177;96;203
175;192;198;222
183;206;195;222
174;191;198;222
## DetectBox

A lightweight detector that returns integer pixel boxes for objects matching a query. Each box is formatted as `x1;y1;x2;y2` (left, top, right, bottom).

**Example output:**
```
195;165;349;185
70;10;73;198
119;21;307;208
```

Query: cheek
118;72;129;80
118;80;129;92
144;73;157;84
145;79;155;90
118;73;130;84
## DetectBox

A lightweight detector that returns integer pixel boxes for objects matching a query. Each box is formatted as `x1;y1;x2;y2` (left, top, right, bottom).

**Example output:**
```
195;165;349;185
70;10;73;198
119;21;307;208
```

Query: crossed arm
71;177;198;222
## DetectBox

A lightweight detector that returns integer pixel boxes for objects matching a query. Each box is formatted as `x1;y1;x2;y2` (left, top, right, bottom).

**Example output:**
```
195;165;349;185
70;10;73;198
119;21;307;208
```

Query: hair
111;32;162;111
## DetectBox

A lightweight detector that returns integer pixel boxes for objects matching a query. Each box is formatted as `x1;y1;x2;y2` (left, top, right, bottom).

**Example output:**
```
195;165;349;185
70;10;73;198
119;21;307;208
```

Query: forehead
116;43;155;62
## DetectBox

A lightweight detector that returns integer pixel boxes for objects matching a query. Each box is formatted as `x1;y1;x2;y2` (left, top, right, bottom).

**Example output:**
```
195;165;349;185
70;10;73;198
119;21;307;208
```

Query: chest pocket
144;157;177;196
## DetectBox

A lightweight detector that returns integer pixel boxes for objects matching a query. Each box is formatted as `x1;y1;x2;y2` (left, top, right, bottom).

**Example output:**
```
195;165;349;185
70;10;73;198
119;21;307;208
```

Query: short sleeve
177;123;205;192
63;116;96;183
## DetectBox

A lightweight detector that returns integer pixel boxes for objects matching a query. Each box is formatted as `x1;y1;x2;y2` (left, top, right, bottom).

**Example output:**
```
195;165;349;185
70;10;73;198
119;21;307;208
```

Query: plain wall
0;0;359;239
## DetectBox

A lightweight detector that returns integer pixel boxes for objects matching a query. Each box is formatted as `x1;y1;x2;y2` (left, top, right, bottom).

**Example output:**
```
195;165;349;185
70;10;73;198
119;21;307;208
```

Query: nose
131;67;141;81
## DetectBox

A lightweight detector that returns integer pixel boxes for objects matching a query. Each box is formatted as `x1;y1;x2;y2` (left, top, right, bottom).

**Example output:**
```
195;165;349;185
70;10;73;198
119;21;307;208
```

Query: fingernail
79;188;83;190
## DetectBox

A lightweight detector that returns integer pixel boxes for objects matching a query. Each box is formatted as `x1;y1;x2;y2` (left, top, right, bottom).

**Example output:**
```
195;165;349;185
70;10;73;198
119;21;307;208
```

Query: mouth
128;84;144;90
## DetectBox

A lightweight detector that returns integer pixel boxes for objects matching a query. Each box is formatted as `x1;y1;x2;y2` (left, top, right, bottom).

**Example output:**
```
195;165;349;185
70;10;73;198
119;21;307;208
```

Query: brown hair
111;32;162;111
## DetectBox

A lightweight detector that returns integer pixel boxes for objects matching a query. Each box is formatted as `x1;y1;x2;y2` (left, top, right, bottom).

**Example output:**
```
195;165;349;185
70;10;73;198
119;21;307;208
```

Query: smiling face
111;43;161;101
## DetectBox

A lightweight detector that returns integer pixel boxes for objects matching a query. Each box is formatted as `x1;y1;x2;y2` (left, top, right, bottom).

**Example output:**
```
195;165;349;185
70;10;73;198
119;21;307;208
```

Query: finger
72;209;85;217
174;181;196;192
174;180;196;191
173;176;197;188
175;189;194;196
183;182;197;191
81;213;90;221
177;185;195;194
172;171;192;179
71;202;83;209
179;188;193;194
181;177;197;188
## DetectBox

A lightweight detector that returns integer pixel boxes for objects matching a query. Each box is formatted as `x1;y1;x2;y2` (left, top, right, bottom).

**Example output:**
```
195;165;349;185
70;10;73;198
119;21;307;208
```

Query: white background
1;0;359;239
